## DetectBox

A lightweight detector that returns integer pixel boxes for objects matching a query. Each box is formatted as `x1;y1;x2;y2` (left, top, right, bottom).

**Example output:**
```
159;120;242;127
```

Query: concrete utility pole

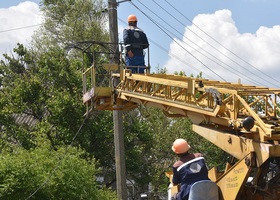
108;0;127;200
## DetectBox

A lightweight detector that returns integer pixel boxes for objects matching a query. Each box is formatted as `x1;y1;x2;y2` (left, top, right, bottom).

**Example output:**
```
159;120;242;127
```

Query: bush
0;143;117;200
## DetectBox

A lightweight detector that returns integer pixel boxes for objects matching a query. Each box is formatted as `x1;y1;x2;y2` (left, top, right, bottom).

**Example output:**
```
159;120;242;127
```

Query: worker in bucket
171;138;210;200
123;14;149;73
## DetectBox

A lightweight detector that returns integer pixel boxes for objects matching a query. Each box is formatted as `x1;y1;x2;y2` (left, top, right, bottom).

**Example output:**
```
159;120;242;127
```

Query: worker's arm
123;29;132;52
141;32;149;49
172;166;181;185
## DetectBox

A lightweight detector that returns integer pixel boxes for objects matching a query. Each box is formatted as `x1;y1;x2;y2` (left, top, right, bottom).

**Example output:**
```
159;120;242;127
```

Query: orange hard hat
127;14;137;22
172;139;190;154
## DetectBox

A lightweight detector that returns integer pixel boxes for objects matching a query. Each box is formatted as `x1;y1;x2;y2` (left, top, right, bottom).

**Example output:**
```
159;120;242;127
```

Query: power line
119;17;216;79
24;39;120;199
134;0;278;87
135;0;264;86
129;0;278;87
131;0;226;81
25;114;88;200
0;24;40;33
1;2;278;87
149;0;276;87
148;0;264;85
163;0;280;87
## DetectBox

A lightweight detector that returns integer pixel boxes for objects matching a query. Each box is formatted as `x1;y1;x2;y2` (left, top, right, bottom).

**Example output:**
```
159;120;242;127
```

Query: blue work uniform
123;25;149;73
172;154;209;200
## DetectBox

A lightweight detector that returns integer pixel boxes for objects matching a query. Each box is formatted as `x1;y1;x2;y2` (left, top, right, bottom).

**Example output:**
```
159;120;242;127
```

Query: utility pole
108;0;127;199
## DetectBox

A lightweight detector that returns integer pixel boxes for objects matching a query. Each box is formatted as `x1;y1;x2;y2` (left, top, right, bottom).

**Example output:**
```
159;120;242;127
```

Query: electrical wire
2;2;278;87
163;0;280;87
130;0;226;81
135;0;264;86
3;4;117;200
0;24;40;33
148;0;276;87
149;0;262;85
128;0;278;87
119;17;217;79
24;114;89;200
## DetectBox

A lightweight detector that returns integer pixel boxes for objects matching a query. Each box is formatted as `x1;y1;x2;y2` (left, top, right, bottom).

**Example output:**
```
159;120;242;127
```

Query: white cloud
164;9;280;87
0;1;42;57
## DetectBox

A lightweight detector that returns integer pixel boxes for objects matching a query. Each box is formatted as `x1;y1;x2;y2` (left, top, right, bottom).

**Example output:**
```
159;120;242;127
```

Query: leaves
0;144;117;200
0;0;229;199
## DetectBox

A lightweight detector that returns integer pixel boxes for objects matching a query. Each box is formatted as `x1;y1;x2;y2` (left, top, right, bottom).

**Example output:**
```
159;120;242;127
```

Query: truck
79;41;280;200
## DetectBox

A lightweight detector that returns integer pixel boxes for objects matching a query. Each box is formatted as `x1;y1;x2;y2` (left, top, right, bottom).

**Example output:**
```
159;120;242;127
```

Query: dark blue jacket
173;156;209;200
123;26;149;56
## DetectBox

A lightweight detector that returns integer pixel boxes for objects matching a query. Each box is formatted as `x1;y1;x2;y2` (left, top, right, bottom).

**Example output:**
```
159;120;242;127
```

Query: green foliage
0;1;230;199
174;71;186;76
129;106;226;195
0;43;83;149
76;110;116;181
0;0;116;197
153;65;167;74
38;0;108;46
123;109;154;185
0;142;117;200
190;71;203;78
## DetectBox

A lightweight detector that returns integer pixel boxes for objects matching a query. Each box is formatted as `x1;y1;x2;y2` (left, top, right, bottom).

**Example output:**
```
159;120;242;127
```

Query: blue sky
118;0;279;34
117;0;280;85
1;0;280;87
0;0;40;7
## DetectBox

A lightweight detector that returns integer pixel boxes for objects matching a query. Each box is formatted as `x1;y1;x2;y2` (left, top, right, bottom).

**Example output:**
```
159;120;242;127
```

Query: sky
1;0;280;88
0;0;41;54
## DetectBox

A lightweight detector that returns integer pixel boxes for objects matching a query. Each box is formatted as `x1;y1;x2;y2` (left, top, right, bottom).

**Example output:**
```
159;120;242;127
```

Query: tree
127;106;226;198
0;43;118;198
0;43;84;149
0;0;116;198
0;139;117;200
0;41;228;198
0;1;230;199
40;0;108;45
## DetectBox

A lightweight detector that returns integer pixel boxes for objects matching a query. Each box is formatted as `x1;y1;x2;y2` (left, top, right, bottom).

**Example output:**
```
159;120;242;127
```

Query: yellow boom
83;64;280;199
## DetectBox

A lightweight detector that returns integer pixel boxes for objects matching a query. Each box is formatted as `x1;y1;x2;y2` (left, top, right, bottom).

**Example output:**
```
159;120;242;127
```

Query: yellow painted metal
114;72;280;139
187;79;195;94
103;64;119;71
82;65;280;199
166;155;252;200
165;154;253;200
83;68;280;141
235;94;272;137
165;172;173;183
83;87;112;103
192;125;280;199
208;167;219;182
216;153;253;200
82;66;95;94
192;125;280;166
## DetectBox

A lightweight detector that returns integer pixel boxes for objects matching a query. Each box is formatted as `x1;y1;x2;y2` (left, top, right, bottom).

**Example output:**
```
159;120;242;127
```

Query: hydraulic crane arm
83;65;280;199
111;70;280;141
83;66;280;141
